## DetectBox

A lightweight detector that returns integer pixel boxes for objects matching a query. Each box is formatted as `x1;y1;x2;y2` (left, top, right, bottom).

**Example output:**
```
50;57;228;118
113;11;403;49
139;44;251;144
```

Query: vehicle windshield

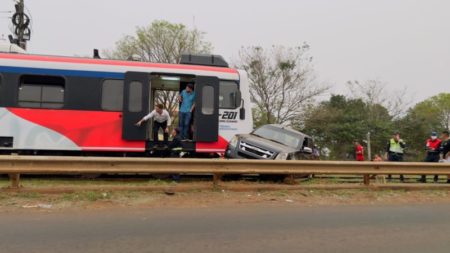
252;125;302;149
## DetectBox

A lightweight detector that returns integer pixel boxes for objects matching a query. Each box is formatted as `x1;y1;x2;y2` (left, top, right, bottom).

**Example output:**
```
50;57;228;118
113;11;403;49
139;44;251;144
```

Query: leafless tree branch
236;44;329;126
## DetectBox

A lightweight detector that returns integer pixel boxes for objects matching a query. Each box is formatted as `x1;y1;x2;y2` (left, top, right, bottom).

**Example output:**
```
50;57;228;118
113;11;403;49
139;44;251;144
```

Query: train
0;52;253;156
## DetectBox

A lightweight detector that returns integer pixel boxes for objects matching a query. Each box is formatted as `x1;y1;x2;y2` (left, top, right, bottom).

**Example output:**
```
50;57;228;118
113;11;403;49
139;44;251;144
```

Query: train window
202;85;214;115
18;85;41;107
219;81;239;109
128;81;142;112
41;86;65;108
18;75;65;109
102;80;124;111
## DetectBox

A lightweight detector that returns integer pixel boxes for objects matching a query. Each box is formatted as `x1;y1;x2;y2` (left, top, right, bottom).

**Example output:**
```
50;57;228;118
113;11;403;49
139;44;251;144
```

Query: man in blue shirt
178;83;196;140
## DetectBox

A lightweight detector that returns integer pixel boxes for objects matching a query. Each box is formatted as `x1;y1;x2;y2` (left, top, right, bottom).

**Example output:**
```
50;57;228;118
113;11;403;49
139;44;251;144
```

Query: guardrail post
363;175;370;186
285;174;296;185
213;173;223;186
8;173;21;189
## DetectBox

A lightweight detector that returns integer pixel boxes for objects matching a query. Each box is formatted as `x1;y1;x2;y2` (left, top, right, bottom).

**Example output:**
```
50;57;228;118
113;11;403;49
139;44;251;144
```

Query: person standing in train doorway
178;83;196;140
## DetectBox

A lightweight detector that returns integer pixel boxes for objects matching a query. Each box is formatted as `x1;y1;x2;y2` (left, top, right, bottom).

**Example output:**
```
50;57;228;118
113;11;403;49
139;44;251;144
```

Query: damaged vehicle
225;124;316;160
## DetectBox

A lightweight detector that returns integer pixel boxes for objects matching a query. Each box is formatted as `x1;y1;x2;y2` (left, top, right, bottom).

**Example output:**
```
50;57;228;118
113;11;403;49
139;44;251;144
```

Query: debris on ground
22;204;52;209
164;189;175;196
38;204;53;209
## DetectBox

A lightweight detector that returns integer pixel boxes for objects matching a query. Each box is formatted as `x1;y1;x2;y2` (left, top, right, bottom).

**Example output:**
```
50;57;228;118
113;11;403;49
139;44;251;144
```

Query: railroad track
1;156;450;189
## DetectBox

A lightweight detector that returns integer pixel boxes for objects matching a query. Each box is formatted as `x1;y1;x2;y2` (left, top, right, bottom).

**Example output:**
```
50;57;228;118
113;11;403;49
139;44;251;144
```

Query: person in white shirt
136;104;172;147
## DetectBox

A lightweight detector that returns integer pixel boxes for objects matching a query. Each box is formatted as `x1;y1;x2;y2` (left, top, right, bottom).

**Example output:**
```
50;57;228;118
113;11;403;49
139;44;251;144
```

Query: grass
16;192;42;199
272;190;290;197
1;174;442;189
0;177;177;188
0;175;449;211
0;190;121;205
0;187;449;212
0;179;9;188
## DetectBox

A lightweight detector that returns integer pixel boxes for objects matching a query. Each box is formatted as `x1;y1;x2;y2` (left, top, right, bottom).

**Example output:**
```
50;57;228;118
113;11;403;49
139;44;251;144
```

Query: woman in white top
136;104;172;147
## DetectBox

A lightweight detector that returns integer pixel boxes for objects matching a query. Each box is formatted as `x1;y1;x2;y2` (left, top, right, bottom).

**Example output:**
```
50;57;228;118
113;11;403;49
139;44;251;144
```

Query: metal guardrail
1;156;450;188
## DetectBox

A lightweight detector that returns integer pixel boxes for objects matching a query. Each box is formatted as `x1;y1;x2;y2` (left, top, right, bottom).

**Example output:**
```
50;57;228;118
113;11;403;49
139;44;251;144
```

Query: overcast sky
1;0;449;102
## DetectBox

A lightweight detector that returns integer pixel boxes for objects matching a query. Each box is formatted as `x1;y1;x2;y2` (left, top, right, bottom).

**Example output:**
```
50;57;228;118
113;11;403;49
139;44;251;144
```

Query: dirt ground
1;177;450;213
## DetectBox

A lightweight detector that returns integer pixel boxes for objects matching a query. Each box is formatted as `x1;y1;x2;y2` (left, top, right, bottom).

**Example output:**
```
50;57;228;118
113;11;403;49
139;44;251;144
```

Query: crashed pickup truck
225;124;317;160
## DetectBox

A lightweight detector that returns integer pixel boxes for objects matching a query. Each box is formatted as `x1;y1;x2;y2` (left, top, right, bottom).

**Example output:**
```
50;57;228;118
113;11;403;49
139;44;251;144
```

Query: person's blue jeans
179;112;192;140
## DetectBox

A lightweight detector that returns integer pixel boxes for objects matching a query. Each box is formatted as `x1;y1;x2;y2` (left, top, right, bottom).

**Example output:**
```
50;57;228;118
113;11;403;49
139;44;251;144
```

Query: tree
104;20;213;124
396;93;450;161
105;20;212;63
302;95;393;160
236;44;329;127
347;79;411;119
413;93;450;131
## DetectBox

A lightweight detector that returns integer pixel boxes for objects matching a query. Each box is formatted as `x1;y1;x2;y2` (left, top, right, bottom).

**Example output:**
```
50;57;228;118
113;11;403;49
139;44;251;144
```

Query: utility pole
367;131;372;161
9;0;31;50
16;0;25;48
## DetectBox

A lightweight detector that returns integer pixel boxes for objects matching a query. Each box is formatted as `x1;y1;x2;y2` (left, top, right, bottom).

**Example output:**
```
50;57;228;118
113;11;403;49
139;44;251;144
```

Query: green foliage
413;93;450;130
252;108;273;128
302;95;393;160
302;93;449;161
105;20;212;63
396;93;450;161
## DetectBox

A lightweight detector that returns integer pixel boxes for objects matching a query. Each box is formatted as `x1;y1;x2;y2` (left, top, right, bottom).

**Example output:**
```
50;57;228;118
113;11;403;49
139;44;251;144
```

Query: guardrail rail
1;156;450;189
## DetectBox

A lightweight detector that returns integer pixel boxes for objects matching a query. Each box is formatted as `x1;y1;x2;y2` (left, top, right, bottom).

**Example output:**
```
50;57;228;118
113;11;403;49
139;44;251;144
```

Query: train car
0;53;253;156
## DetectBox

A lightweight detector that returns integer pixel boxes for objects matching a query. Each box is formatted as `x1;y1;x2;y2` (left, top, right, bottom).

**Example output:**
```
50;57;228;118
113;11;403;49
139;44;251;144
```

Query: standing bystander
439;130;450;183
420;132;442;183
353;140;365;161
385;132;406;182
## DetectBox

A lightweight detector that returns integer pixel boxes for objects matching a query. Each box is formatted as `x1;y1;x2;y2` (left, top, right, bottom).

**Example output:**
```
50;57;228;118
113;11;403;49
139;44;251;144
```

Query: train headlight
229;136;239;147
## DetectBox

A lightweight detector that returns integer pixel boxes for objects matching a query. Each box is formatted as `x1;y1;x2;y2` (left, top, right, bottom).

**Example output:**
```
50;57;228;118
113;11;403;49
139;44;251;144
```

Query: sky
1;0;449;102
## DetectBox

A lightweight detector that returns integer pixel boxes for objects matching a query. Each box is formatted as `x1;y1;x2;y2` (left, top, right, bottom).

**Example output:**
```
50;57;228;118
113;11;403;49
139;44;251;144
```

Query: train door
194;76;220;142
122;72;151;141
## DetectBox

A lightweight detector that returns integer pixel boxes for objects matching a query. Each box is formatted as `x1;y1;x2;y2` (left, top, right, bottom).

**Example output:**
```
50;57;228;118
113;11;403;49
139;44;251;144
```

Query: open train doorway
147;74;219;151
149;74;189;150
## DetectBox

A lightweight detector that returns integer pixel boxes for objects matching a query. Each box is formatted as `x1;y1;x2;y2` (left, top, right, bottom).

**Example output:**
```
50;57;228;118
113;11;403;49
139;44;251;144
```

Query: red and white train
0;52;253;155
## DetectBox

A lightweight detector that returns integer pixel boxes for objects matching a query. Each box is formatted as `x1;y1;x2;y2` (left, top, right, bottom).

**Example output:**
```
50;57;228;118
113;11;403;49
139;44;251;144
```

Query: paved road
1;204;450;253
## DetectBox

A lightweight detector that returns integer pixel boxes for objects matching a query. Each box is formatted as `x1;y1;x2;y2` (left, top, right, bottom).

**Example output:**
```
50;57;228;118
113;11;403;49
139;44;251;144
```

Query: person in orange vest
420;131;442;183
353;140;365;161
